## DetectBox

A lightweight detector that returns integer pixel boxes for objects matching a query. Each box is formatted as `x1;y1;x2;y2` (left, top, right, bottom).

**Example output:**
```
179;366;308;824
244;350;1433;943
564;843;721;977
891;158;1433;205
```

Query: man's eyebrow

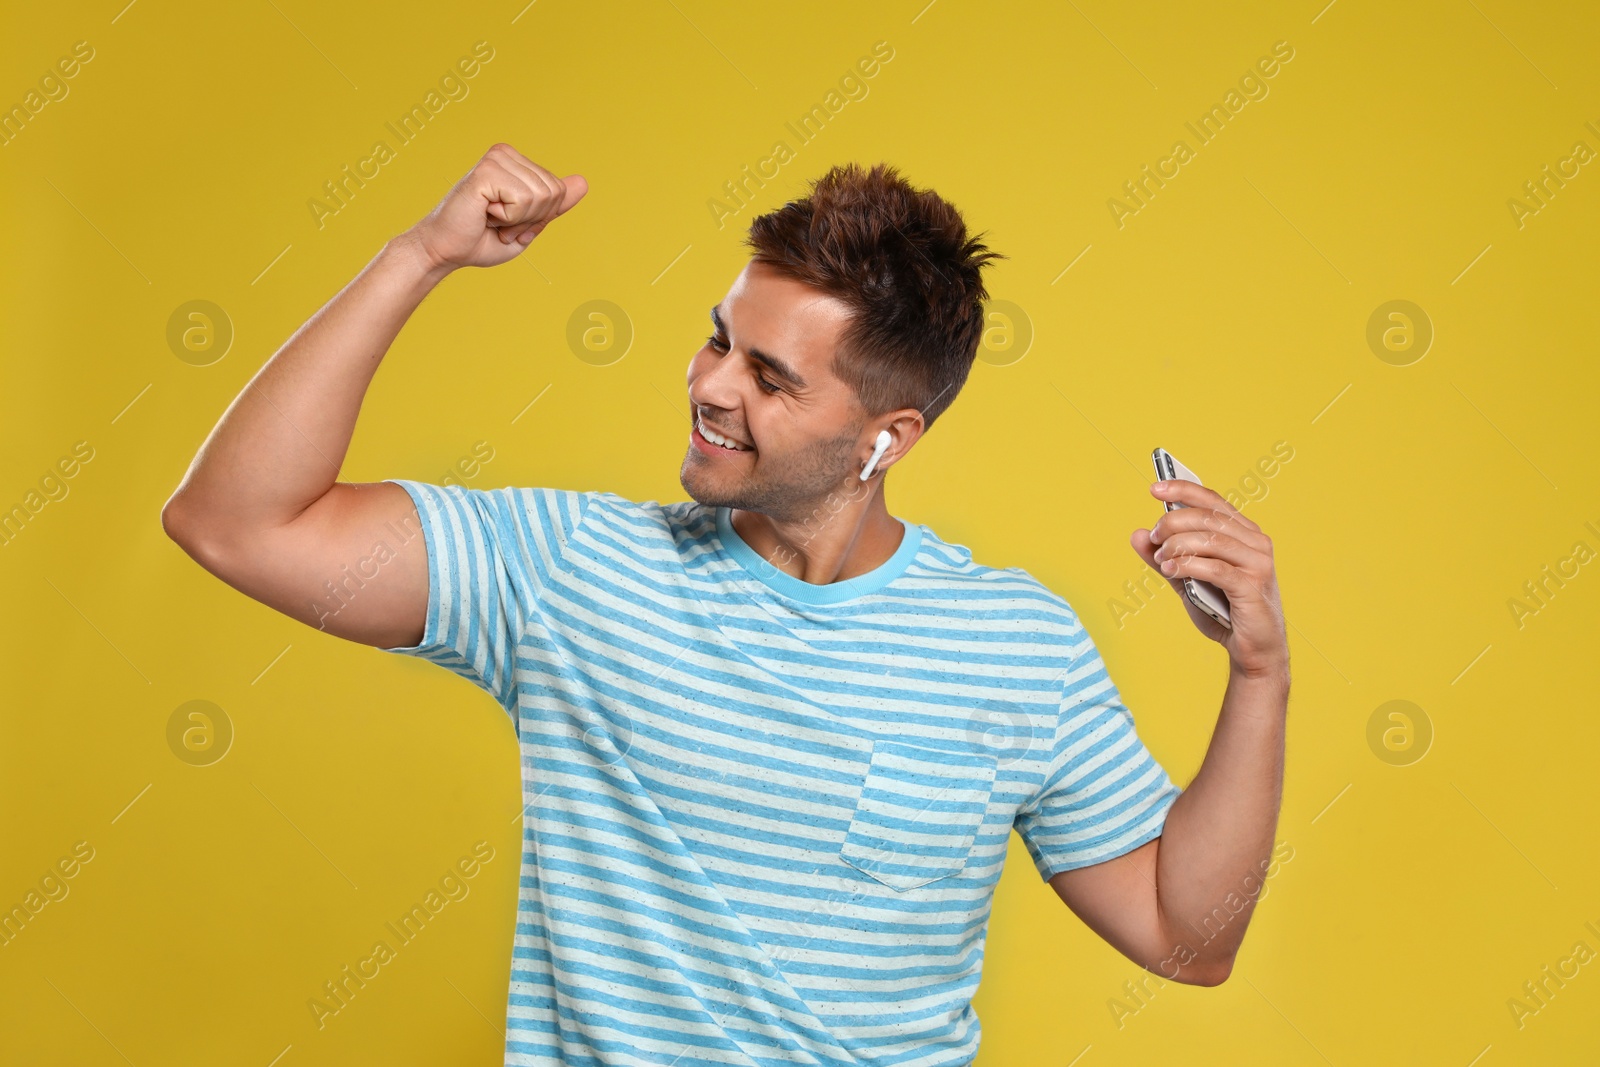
710;305;808;389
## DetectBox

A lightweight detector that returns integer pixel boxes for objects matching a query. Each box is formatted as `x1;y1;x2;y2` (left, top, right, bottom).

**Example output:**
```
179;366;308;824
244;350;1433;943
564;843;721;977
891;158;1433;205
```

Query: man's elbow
160;496;186;542
161;495;203;551
161;495;228;568
1173;953;1235;987
1152;941;1235;987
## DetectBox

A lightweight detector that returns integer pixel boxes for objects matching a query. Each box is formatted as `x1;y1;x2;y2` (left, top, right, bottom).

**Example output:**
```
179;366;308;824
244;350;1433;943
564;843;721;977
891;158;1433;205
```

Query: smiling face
679;260;872;522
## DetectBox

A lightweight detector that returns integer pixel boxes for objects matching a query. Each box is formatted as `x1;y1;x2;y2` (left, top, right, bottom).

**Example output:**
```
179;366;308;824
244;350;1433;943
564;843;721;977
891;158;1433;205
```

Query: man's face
679;260;869;522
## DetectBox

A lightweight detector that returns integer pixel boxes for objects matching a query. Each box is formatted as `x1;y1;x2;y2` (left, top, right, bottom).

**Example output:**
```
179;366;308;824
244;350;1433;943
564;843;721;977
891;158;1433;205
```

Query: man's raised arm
1047;477;1291;986
160;144;586;650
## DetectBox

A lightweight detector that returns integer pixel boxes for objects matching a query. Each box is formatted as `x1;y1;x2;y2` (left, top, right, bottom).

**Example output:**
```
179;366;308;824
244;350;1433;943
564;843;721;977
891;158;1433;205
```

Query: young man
163;144;1290;1066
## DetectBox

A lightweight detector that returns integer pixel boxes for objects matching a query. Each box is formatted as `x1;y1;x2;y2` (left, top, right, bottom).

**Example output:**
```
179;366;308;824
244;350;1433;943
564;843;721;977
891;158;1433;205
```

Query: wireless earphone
859;430;892;481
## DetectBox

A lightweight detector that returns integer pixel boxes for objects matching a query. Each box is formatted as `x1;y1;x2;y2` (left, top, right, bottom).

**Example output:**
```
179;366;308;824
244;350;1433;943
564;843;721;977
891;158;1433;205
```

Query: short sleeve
1013;627;1183;879
377;479;591;717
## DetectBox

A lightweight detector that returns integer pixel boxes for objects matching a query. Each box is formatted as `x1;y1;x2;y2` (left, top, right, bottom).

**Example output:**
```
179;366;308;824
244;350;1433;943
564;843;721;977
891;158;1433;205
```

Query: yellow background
3;0;1598;1063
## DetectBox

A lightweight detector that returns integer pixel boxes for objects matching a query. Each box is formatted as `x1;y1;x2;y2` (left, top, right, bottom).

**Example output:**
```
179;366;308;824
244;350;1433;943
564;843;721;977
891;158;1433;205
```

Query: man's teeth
699;420;750;451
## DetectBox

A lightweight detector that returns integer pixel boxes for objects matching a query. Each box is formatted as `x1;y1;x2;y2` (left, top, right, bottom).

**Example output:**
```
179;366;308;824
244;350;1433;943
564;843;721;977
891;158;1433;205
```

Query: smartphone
1151;448;1233;629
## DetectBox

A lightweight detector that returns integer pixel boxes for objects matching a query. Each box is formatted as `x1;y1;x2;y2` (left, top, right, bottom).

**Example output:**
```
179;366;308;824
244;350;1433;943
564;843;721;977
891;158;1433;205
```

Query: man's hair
743;162;1005;430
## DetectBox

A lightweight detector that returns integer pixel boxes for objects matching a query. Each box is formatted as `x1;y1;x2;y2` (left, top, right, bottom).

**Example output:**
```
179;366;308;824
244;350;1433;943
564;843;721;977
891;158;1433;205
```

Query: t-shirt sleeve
1013;625;1183;880
376;478;591;718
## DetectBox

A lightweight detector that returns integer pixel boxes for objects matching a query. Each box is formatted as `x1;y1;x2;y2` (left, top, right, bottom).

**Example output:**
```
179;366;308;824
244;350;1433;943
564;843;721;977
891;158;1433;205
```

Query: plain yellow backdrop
3;1;1598;1064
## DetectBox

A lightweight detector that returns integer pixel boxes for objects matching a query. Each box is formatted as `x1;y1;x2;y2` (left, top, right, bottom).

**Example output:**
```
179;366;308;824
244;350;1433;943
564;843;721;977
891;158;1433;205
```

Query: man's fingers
483;144;585;223
492;146;561;207
482;168;585;233
1151;505;1271;555
476;161;540;226
1152;530;1261;574
439;146;587;256
500;147;586;214
489;142;552;184
497;180;586;249
1156;479;1262;533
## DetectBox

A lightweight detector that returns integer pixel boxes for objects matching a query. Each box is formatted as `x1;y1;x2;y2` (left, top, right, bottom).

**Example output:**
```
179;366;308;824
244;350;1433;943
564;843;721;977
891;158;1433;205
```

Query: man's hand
406;143;587;272
1130;480;1288;680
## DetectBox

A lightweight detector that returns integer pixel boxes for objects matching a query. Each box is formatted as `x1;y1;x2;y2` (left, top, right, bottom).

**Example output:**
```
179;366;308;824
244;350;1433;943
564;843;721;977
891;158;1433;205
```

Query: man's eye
705;334;779;393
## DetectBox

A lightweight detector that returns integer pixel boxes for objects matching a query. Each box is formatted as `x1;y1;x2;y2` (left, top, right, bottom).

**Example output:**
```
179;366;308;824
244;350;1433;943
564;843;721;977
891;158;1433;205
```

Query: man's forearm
1153;663;1289;974
163;231;451;544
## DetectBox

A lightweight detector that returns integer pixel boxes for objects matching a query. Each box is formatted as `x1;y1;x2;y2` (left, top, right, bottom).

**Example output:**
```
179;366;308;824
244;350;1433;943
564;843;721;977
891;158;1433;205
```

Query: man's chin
680;456;766;513
678;455;732;509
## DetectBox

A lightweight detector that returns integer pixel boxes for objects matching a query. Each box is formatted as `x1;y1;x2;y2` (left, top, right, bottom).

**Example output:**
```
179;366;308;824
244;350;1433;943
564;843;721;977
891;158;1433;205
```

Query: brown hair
743;162;1005;430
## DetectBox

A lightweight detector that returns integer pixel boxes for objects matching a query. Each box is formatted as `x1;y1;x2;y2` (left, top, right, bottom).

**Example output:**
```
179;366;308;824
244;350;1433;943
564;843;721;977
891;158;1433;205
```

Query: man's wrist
1228;656;1290;693
383;228;456;288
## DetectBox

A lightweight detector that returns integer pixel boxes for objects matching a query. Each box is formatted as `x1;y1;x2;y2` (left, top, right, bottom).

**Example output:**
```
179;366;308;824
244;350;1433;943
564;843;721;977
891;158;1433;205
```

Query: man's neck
729;485;904;586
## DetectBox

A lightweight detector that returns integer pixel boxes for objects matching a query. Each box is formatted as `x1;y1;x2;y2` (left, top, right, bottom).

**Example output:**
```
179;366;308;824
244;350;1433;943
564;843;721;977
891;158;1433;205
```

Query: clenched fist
406;144;587;271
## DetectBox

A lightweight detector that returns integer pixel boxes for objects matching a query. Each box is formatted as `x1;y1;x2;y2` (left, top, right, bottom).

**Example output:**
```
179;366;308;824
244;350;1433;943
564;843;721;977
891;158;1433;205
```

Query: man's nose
688;348;741;411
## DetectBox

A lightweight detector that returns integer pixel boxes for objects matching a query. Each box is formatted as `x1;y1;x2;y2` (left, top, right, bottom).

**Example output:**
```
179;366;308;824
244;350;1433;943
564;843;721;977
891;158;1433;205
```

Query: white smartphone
1151;447;1233;629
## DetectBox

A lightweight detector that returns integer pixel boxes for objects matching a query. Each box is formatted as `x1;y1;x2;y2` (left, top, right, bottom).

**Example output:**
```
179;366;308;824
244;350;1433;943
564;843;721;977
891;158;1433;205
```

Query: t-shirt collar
714;506;922;605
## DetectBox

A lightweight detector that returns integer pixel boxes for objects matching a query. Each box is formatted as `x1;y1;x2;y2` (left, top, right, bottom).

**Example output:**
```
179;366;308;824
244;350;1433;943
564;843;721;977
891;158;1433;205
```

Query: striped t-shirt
380;479;1182;1067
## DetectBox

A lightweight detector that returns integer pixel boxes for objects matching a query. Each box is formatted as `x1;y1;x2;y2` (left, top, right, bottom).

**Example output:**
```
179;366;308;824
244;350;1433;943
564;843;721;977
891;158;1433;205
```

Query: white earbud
860;430;892;481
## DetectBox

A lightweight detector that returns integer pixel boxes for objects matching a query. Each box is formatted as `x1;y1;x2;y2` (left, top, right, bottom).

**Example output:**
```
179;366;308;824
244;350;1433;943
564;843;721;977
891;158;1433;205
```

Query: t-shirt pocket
839;738;998;892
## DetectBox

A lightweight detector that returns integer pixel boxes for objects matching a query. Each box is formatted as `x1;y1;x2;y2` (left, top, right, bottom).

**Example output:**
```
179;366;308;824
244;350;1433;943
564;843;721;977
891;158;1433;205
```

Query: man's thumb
554;174;588;217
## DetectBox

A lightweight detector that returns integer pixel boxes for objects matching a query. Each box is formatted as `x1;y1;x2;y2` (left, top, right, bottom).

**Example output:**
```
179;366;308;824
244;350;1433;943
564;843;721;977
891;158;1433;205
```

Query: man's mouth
693;416;753;454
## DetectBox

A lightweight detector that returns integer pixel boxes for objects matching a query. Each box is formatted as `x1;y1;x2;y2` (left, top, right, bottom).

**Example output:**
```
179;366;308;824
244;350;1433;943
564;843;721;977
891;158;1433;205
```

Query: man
163;144;1290;1066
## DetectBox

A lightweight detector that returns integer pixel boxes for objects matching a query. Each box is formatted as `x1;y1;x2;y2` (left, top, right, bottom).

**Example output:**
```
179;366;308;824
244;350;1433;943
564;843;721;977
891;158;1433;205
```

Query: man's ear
873;409;926;474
